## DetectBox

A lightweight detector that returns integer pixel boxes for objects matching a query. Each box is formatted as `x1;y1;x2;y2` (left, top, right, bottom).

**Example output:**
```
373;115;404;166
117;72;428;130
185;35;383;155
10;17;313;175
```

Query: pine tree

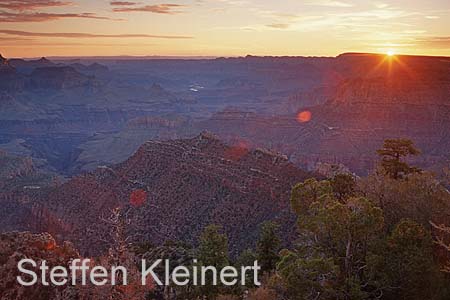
376;139;421;179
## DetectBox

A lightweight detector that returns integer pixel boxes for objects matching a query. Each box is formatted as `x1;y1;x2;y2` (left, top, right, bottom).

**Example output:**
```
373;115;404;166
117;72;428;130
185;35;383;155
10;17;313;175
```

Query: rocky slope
29;133;313;255
0;150;57;235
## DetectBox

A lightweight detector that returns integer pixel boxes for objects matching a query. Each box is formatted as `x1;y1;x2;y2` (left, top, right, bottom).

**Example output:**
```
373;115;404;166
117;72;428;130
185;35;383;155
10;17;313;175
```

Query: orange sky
1;0;449;57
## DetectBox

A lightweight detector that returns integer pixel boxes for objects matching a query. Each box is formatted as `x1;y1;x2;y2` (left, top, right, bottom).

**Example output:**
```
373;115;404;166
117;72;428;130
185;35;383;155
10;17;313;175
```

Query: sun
386;50;395;56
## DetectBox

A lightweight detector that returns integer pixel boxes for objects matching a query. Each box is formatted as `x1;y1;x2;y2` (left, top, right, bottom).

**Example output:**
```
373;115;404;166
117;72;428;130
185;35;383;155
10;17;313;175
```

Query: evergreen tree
198;225;229;268
376;139;421;179
236;249;258;287
287;178;386;299
197;225;230;300
256;222;281;275
278;249;338;300
370;219;442;300
291;178;333;215
330;174;356;201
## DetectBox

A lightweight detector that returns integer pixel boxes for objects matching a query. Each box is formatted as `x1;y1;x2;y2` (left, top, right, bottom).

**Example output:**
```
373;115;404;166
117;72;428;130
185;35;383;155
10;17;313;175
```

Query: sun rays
386;50;395;56
365;51;417;80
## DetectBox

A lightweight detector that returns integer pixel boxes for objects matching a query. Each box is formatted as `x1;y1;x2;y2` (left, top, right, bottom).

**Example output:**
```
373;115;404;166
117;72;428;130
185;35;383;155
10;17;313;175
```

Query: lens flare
224;139;250;161
297;110;312;123
130;189;147;207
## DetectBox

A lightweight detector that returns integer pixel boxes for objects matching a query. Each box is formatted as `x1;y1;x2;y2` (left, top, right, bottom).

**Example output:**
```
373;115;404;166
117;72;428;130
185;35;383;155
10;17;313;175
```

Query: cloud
112;4;184;14
1;40;157;47
0;1;117;23
305;0;353;8
110;1;138;5
0;11;120;22
0;29;192;39
266;23;290;29
0;36;30;41
415;37;450;49
0;0;72;11
373;2;389;9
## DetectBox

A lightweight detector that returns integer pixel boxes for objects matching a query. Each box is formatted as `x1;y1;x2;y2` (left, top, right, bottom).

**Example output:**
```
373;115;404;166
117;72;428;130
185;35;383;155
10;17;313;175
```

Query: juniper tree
286;179;386;300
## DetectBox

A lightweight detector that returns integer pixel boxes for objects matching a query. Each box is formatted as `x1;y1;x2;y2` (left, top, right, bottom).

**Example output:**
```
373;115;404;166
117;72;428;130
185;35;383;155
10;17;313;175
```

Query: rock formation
30;134;314;255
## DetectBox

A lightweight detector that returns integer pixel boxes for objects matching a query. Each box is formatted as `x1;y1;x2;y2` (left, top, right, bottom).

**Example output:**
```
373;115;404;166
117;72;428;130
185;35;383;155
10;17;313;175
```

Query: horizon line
4;52;450;60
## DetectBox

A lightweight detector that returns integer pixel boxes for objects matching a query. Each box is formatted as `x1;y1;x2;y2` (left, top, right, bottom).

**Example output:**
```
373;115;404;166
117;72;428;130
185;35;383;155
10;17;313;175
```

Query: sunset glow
0;0;449;57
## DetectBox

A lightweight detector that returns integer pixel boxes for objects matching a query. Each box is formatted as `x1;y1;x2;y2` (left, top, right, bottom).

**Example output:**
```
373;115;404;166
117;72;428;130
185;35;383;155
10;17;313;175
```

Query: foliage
359;171;450;230
367;219;441;300
235;249;258;287
256;221;281;275
278;250;338;300
330;173;357;201
198;225;230;268
306;197;384;299
291;178;333;215
196;224;230;300
283;163;450;300
430;221;450;273
376;138;421;179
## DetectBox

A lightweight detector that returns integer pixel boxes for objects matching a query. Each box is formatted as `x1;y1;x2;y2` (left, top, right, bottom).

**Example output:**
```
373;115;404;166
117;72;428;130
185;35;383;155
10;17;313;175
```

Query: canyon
0;52;449;254
7;133;313;255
